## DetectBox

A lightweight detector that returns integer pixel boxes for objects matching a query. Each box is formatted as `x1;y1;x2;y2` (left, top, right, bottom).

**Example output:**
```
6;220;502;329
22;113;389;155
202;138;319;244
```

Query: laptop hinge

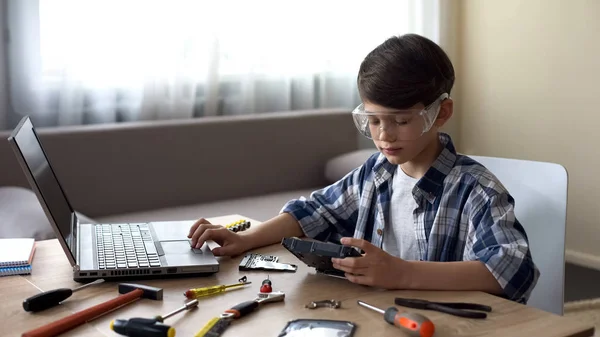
71;212;79;264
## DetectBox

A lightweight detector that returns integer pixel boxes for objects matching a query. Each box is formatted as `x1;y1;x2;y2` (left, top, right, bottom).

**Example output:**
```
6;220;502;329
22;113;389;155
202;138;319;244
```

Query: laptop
7;116;219;282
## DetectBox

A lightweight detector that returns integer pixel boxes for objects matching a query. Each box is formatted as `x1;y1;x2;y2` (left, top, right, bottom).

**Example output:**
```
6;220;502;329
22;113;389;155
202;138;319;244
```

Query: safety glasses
352;93;449;141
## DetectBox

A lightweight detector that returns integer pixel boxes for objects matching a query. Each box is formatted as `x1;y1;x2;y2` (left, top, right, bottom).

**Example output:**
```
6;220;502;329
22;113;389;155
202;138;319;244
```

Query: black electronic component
280;237;362;278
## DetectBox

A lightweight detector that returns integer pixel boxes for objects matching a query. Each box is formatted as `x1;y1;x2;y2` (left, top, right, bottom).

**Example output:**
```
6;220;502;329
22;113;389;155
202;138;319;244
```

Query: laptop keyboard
95;223;161;269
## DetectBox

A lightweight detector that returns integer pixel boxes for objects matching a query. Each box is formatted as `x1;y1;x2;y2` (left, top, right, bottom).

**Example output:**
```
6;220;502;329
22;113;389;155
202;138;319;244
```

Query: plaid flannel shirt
281;133;540;304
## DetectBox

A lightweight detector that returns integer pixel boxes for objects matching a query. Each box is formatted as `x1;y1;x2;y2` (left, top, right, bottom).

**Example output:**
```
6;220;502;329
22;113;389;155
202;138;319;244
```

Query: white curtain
4;0;446;128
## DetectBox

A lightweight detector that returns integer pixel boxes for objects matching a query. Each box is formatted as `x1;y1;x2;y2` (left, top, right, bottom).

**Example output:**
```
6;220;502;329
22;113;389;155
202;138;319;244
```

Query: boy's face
363;99;451;165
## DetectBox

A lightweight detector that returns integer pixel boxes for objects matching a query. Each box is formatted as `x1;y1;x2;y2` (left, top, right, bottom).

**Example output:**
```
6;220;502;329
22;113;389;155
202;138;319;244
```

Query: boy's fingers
345;273;372;286
188;217;211;237
190;224;221;247
212;244;237;257
196;227;231;249
331;256;368;268
340;237;376;253
332;261;368;274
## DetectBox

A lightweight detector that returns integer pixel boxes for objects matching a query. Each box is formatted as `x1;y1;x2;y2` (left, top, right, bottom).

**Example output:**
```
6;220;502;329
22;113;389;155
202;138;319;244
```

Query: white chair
469;155;568;315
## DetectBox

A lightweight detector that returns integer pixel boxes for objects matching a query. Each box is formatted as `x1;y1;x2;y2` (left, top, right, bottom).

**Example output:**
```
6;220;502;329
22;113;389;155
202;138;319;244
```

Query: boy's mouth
381;147;402;155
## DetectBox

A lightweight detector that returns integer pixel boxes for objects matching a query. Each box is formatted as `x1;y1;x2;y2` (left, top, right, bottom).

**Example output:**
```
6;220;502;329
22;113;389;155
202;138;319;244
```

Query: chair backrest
468;155;568;315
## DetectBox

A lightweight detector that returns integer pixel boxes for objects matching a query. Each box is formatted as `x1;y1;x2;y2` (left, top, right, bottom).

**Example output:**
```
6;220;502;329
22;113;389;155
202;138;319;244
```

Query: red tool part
22;289;143;337
21;283;163;337
259;276;272;293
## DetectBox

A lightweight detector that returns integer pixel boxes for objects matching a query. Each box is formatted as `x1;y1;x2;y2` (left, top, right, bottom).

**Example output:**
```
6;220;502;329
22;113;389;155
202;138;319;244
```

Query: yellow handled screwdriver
184;280;252;300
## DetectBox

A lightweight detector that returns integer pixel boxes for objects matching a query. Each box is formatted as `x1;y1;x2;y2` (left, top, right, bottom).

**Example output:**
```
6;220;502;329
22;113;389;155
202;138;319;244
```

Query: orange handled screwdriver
357;300;435;337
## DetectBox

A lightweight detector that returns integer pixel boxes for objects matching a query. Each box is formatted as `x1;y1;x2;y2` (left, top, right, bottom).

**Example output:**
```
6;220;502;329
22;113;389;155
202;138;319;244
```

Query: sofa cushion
94;188;323;225
0;186;55;240
0;186;95;240
324;149;379;183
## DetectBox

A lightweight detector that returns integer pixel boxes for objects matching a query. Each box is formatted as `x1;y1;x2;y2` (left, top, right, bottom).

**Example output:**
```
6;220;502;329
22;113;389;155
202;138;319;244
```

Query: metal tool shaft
256;291;285;304
73;279;105;293
357;300;385;314
223;282;251;290
161;299;199;320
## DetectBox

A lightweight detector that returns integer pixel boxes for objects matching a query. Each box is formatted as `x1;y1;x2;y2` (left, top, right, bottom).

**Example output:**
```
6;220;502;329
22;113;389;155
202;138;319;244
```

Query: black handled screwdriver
357;300;435;337
111;299;199;337
23;279;105;312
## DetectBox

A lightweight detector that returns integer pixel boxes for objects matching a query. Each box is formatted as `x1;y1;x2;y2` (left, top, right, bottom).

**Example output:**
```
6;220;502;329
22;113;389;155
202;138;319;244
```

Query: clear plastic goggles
352;93;449;141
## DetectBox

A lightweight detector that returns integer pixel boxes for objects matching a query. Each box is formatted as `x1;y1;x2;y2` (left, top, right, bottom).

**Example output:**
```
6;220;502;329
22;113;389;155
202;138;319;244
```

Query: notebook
0;265;33;276
0;238;36;267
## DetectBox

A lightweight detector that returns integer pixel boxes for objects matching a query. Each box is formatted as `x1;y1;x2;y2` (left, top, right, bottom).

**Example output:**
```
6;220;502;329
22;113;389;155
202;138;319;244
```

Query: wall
0;1;8;130
437;0;461;141
457;0;600;268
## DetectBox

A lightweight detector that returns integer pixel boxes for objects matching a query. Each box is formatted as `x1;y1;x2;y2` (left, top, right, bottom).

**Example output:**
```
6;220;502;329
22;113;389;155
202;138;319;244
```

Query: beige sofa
0;109;377;240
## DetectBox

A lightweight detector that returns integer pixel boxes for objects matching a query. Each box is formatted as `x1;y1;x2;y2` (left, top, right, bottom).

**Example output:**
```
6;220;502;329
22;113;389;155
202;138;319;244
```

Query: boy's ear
434;98;453;128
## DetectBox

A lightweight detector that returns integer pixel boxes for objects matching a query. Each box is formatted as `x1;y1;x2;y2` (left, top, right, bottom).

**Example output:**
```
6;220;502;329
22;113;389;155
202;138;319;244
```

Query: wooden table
1;214;595;337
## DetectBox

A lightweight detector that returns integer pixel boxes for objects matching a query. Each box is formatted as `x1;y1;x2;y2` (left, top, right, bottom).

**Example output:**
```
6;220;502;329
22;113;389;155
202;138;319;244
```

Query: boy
188;33;539;304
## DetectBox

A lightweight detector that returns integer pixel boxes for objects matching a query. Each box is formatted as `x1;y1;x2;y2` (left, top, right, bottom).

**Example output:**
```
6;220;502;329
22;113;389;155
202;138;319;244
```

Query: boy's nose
377;125;396;142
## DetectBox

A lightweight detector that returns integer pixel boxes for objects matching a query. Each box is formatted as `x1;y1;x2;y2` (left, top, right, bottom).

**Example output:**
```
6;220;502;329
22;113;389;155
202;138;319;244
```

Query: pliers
394;297;492;319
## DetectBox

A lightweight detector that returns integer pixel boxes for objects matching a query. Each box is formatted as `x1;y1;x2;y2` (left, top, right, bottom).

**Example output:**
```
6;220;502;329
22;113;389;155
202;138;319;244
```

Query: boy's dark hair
357;33;455;109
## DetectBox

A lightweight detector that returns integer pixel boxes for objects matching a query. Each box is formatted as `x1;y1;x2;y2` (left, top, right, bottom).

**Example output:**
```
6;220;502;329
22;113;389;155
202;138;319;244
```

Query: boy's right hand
187;218;250;257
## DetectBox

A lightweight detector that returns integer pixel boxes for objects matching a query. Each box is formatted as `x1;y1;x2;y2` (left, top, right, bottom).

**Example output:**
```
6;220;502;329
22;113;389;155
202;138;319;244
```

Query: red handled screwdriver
357;300;435;337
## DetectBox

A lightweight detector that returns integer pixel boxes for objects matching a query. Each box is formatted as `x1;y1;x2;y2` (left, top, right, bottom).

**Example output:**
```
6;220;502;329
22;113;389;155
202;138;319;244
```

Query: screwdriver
111;299;199;337
23;279;105;312
184;280;252;299
154;299;200;322
357;300;435;337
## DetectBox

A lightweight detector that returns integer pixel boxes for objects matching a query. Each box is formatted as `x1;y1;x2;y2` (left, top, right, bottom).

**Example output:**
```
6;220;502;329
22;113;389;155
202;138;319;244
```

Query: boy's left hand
331;237;408;289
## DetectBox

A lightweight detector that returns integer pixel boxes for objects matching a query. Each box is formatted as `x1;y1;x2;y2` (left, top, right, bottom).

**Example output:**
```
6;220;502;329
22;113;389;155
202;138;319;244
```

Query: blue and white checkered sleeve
280;169;362;240
467;191;540;304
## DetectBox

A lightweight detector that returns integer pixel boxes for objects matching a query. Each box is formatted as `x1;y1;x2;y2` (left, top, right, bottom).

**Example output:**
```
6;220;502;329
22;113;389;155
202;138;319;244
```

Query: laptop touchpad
159;241;193;254
159;240;213;266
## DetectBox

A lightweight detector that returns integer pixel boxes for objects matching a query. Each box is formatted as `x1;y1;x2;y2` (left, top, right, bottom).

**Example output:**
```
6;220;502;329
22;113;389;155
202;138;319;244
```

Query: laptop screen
8;117;76;261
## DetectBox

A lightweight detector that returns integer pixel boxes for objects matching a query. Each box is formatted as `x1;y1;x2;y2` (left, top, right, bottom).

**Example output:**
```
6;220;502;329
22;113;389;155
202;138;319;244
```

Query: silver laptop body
7;116;219;282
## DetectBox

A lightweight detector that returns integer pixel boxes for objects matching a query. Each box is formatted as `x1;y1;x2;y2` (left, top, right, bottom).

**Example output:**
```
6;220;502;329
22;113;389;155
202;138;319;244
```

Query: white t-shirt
382;167;420;260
